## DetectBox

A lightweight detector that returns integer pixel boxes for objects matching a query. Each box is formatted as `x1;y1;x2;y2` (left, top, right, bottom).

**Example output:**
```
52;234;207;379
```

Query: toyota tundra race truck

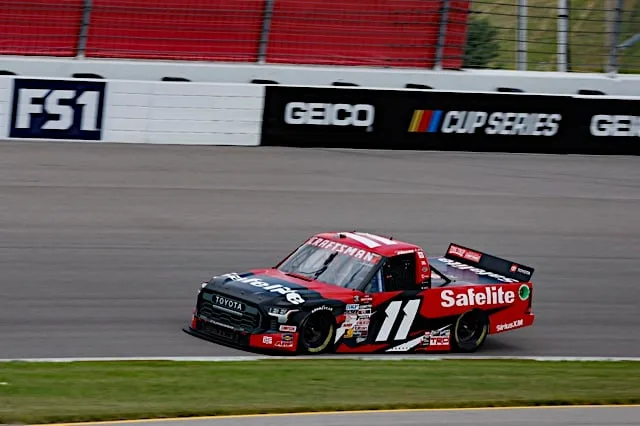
184;231;534;355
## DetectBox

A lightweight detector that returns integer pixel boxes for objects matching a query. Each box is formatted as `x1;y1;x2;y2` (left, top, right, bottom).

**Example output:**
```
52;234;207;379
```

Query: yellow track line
35;404;640;426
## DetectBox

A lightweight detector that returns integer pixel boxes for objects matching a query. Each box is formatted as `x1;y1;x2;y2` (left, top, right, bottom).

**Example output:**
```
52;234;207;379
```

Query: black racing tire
452;309;489;353
297;312;336;354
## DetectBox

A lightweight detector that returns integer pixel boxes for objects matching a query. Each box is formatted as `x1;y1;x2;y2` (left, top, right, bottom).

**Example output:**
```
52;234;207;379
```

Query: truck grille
197;292;261;332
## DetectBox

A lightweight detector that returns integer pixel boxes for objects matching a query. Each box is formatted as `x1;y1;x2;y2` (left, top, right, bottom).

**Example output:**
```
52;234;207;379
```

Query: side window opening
381;254;416;292
364;268;383;293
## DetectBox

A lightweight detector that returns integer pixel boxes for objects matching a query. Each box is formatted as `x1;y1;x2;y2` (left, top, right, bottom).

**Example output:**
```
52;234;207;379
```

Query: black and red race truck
184;231;534;354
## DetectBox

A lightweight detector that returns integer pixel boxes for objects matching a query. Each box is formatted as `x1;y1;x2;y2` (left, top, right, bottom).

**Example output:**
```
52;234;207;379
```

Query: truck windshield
277;243;381;289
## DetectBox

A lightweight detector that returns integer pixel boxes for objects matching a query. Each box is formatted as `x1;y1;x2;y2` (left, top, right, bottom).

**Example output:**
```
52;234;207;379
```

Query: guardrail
1;76;638;155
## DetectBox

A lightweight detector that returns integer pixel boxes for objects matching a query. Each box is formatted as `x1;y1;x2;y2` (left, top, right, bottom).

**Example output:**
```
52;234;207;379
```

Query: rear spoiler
444;243;534;282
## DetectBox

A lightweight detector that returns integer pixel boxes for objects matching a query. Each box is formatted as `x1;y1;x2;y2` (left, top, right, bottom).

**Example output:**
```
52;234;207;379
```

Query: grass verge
1;359;640;424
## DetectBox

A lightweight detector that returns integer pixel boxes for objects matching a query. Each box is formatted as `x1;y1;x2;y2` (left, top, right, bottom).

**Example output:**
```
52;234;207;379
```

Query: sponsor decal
212;295;244;312
409;110;561;137
279;325;297;332
438;258;519;283
342;303;373;339
346;304;359;311
312;305;333;313
518;284;531;301
417;251;425;259
308;237;382;264
448;245;483;263
284;102;374;128
421;331;431;346
356;318;370;326
396;249;415;255
510;264;532;276
275;340;294;348
262;336;273;345
282;333;294;341
590;115;640;137
428;335;450;348
496;318;524;332
440;287;516;308
448;245;466;257
222;273;306;305
9;78;107;140
421;327;451;348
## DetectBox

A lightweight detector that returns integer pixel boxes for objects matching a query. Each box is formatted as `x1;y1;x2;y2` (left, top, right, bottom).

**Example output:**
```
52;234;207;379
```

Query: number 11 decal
375;299;421;342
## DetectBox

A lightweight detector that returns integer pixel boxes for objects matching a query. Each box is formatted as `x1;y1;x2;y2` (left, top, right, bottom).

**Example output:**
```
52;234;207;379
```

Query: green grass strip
1;359;640;424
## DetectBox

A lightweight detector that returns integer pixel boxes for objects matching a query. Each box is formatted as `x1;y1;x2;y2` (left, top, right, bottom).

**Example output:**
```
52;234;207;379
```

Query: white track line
2;355;640;362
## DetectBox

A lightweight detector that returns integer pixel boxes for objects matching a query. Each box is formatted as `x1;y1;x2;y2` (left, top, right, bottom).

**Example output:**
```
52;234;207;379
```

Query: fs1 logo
9;78;106;140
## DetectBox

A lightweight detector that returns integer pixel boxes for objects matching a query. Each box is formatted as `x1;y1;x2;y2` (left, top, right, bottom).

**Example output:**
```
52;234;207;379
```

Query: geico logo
284;102;374;127
440;287;516;308
438;258;519;283
222;273;306;305
440;111;561;136
590;114;640;137
496;318;524;332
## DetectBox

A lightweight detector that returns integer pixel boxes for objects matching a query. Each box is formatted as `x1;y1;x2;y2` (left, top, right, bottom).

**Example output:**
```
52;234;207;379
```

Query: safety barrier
1;76;638;155
0;76;264;145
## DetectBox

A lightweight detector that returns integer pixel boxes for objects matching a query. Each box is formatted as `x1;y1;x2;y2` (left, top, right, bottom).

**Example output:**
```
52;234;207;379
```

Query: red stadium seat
1;0;470;69
84;0;264;62
265;0;470;69
0;0;83;57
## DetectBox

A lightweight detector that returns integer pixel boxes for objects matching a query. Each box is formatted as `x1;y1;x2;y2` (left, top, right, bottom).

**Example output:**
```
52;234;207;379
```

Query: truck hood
203;268;357;306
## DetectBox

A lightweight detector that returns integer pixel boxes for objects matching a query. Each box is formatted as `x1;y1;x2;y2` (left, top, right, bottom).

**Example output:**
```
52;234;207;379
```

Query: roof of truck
308;231;422;257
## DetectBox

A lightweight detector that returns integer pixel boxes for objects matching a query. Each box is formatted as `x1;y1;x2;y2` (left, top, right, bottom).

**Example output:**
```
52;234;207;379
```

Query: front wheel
452;310;489;352
297;313;335;354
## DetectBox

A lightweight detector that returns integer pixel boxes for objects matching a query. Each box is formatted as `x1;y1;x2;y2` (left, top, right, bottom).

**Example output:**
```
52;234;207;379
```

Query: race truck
184;231;534;354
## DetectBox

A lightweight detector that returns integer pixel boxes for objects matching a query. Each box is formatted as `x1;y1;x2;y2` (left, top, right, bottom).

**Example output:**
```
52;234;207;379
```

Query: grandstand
1;0;470;69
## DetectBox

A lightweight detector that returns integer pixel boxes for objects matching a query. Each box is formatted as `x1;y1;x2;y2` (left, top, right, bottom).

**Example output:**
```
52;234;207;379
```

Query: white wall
0;78;9;139
105;81;264;145
1;56;639;96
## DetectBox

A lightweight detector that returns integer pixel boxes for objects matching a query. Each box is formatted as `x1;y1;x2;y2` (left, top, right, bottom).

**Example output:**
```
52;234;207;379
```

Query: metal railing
2;0;639;74
466;0;640;73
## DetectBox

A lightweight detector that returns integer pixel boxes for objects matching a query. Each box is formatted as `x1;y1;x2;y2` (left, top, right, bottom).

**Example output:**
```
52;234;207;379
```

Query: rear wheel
297;313;335;354
452;310;489;352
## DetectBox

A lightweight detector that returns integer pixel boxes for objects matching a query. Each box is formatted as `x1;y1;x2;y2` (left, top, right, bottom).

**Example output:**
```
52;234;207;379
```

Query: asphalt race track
1;141;640;358
51;406;640;426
